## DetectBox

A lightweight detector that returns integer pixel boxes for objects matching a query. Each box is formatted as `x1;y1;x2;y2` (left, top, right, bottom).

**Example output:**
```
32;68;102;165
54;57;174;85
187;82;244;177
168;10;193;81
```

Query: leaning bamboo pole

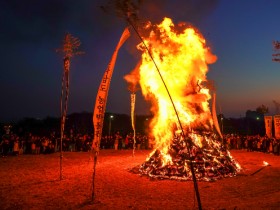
91;28;130;200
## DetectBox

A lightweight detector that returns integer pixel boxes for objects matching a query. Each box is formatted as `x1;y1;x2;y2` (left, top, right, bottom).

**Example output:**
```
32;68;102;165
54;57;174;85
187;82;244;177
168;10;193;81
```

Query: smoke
98;0;219;41
118;0;220;107
100;0;220;57
123;61;141;93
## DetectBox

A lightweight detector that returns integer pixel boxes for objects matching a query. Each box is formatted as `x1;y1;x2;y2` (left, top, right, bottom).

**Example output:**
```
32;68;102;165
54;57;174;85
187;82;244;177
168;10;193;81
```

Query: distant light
256;117;260;120
110;115;114;119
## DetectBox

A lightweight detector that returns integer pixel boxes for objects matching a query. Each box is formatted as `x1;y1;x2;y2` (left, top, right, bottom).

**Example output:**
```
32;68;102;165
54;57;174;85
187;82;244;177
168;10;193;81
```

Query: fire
263;161;270;166
138;17;216;154
128;17;240;181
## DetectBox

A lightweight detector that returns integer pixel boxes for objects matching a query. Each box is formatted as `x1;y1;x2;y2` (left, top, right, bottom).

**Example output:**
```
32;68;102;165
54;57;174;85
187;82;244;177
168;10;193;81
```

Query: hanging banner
212;93;223;138
131;93;136;153
274;115;280;139
92;28;130;150
264;116;272;138
131;93;136;131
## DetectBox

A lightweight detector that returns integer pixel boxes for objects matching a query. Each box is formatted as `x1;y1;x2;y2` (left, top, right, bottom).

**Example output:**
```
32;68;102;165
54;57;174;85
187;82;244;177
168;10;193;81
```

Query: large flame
137;18;217;154
127;17;240;181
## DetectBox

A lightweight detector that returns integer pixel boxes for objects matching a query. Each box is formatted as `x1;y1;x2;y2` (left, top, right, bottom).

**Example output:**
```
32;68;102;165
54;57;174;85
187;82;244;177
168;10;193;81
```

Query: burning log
131;132;240;181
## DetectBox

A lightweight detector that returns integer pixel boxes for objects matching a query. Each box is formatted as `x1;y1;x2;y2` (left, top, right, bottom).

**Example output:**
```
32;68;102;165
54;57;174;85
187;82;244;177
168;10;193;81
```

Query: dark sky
1;0;280;122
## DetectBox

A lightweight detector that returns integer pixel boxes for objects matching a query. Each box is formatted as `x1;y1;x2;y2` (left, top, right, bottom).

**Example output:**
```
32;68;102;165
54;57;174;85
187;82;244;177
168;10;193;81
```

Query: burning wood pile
125;17;241;181
132;132;240;181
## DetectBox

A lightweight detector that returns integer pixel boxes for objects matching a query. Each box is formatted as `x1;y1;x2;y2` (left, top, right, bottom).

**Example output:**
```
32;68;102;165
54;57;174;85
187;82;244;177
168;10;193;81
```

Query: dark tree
256;104;269;115
272;40;280;62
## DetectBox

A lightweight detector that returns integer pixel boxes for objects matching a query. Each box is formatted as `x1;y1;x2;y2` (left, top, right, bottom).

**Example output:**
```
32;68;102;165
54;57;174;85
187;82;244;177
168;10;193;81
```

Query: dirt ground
1;149;280;210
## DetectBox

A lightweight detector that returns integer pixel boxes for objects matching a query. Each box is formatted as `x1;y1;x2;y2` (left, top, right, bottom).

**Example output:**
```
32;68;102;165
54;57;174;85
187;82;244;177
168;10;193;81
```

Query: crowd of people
223;134;280;155
100;131;150;150
0;130;151;157
1;129;280;157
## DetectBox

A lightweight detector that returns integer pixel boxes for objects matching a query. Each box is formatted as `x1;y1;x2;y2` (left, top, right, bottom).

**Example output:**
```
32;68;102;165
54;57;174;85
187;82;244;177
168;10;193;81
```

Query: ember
127;17;241;181
263;161;270;166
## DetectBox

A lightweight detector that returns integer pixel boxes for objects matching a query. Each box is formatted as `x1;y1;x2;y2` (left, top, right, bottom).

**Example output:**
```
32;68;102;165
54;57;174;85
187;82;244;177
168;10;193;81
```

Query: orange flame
123;61;141;93
137;18;217;154
263;161;269;166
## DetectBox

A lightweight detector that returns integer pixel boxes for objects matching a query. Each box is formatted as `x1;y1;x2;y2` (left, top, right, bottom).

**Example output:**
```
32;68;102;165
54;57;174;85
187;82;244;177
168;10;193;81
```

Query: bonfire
127;17;241;181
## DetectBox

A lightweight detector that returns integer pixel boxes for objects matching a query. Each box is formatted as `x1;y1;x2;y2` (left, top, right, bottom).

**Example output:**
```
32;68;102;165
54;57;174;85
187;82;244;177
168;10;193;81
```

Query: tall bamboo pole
130;92;136;156
57;33;83;180
126;19;202;210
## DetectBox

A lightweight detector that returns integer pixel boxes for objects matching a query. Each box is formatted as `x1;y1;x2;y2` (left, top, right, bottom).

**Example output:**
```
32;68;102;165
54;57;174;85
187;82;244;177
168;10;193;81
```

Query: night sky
1;0;280;122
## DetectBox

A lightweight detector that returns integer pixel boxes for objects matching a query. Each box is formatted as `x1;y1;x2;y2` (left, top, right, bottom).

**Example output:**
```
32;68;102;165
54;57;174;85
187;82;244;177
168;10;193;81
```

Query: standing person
9;134;14;154
109;135;115;149
26;133;33;154
100;136;106;149
2;135;10;157
19;136;24;155
114;132;120;150
13;137;20;156
122;137;126;150
69;131;76;152
136;133;141;150
20;136;26;154
144;135;149;149
273;139;279;155
31;136;36;154
35;136;41;155
269;138;274;153
75;134;81;152
257;138;262;152
104;136;109;149
266;137;271;153
124;134;129;149
114;137;118;150
117;132;123;150
247;136;253;152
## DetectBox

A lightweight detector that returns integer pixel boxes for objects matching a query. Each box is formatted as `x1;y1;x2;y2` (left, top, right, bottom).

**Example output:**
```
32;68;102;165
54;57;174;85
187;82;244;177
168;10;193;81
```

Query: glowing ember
263;161;270;166
128;17;240;181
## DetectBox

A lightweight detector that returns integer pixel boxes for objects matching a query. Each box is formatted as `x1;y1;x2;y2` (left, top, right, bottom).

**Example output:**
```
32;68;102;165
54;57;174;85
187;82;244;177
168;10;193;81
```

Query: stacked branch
131;132;240;181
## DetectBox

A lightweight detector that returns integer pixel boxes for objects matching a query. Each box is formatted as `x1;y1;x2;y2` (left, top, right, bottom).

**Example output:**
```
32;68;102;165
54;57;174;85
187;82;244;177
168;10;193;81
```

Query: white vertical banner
274;115;280;139
264;116;272;138
131;93;136;132
131;93;136;154
92;28;130;150
212;93;223;138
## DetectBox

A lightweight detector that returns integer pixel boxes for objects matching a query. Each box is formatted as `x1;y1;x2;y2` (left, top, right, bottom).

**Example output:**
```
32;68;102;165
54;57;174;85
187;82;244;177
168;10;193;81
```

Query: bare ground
1;149;280;210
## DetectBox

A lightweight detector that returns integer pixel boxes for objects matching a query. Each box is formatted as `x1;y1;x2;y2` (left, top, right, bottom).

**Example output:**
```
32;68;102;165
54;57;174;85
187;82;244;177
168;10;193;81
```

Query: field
1;149;280;210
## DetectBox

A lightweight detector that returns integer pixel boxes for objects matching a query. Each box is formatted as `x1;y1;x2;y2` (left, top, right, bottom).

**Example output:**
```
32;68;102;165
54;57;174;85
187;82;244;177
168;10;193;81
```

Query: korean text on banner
274;115;280;139
264;116;272;138
92;28;130;150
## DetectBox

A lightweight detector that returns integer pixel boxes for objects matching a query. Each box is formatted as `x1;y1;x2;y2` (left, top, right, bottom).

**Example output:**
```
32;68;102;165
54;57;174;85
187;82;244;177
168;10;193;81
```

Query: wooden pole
127;18;202;210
